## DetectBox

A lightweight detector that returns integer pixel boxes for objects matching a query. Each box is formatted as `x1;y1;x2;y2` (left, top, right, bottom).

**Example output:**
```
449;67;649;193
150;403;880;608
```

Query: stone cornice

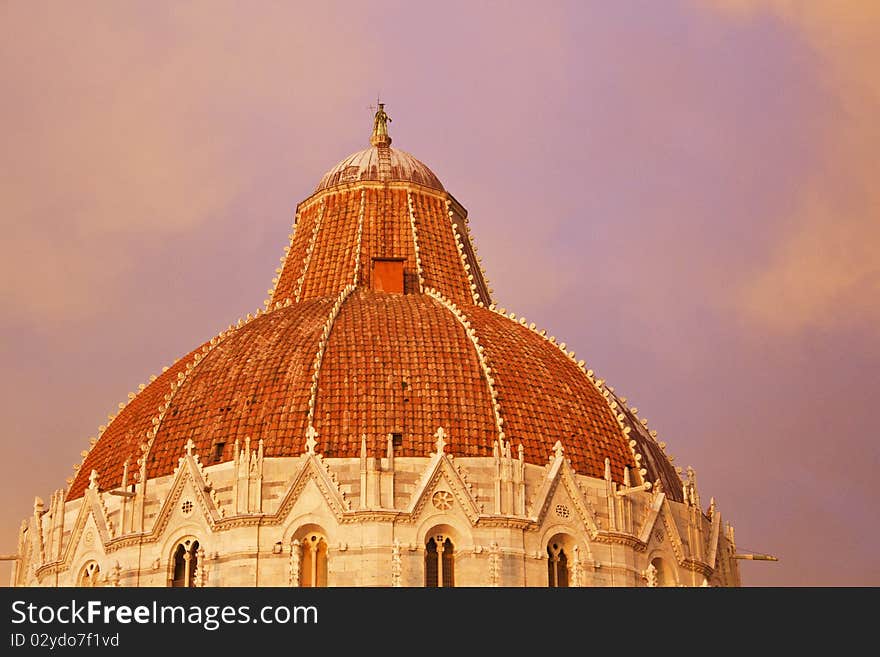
681;558;714;577
594;530;647;550
295;180;453;214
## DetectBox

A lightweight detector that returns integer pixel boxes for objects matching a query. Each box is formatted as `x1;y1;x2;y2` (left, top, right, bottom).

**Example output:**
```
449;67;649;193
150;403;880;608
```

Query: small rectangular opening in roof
372;258;405;294
212;441;225;462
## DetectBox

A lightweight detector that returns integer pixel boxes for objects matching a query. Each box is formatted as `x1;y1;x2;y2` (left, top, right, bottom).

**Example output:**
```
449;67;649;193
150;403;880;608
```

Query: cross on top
368;93;382;115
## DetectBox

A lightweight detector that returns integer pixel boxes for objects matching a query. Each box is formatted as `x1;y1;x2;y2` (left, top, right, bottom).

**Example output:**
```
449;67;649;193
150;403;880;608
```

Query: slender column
436;540;444;588
183;551;192;588
310;542;318;588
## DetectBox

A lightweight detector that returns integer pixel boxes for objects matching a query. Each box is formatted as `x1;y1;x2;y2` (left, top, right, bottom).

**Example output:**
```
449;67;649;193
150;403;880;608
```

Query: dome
315;102;443;193
16;106;744;590
316;145;444;193
67;106;682;502
69;288;679;499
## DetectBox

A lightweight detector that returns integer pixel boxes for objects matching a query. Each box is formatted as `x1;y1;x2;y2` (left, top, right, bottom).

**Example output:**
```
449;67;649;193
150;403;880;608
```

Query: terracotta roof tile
68;342;208;499
272;188;479;307
468;306;635;481
271;200;323;303
70;289;646;499
69;145;681;501
148;297;332;474
313;290;496;458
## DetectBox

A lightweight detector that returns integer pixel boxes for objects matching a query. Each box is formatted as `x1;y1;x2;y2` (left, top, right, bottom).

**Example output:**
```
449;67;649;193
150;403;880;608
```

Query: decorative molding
65;373;172;496
304;426;319;457
445;199;482;305
266;206;301;310
638;490;666;545
133;320;247;503
291;179;448;216
33;487;115;580
32;497;45;565
406;191;425;292
294;198;326;303
593;531;646;550
339;511;404;524
273;453;350;523
289;539;301;587
528;443;600;538
405;444;481;524
390;539;402;587
705;505;722;570
484;302;663;488
352;189;366;285
570;545;583;587
109;562;122;587
660;500;686;564
432;427;447;457
488;542;501;586
306;284;356;426
42;441;226;566
425;289;505;447
681;558;715;577
193;544;207;587
232;437;263;514
616;393;681;468
453;199;494;306
150;444;226;540
33;452;721;586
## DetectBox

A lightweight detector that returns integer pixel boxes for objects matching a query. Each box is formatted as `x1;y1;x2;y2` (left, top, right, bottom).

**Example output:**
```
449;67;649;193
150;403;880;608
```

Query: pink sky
1;1;877;585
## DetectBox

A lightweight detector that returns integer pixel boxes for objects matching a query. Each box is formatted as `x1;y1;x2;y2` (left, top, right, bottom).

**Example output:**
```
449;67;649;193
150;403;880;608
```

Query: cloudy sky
1;0;877;585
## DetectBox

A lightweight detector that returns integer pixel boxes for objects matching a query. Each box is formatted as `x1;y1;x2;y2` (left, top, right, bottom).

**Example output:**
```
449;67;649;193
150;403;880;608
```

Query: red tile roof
68;289;664;498
68;136;682;501
67;343;207;500
272;187;482;307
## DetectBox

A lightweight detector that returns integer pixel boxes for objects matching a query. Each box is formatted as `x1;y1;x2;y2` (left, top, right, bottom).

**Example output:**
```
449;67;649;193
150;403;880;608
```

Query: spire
370;102;392;147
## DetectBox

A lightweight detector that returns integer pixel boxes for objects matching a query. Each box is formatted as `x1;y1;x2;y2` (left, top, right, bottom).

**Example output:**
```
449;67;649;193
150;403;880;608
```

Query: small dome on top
316;146;444;192
315;103;444;192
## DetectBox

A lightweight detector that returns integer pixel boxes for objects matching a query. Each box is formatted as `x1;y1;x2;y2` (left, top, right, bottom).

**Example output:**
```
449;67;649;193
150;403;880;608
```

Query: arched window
547;541;569;588
78;561;100;587
299;532;328;587
171;538;200;587
650;557;674;587
424;535;454;587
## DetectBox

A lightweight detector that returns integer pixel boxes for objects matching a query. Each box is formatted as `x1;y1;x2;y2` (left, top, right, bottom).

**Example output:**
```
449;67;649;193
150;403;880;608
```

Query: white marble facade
13;431;740;587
